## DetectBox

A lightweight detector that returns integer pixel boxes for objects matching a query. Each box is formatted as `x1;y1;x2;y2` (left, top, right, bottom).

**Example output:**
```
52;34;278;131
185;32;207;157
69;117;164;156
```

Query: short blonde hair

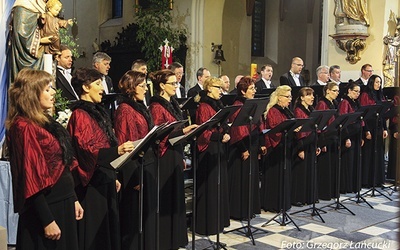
203;77;223;92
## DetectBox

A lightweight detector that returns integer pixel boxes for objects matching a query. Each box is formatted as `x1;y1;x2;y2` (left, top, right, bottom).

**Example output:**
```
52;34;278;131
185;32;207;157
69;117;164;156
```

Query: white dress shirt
290;71;301;86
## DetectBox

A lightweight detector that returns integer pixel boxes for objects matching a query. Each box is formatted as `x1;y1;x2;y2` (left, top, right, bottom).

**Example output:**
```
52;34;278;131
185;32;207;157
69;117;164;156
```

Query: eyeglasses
211;85;223;90
175;72;184;76
280;95;292;98
137;84;147;89
363;69;373;73
248;87;257;91
165;82;179;87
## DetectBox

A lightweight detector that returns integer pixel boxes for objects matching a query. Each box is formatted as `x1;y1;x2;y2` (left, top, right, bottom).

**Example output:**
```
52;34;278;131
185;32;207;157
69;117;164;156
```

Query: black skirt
195;140;230;235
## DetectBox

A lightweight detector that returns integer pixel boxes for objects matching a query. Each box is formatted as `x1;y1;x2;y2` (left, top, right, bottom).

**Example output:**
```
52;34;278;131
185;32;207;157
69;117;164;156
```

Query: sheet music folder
179;97;197;110
169;105;242;146
262;118;296;135
110;124;165;169
317;112;362;146
220;94;237;106
231;97;269;127
110;120;187;169
169;119;218;146
356;105;382;121
300;109;337;132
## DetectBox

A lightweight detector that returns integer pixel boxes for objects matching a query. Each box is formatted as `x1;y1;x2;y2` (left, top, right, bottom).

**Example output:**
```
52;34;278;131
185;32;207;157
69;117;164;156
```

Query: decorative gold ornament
330;34;368;64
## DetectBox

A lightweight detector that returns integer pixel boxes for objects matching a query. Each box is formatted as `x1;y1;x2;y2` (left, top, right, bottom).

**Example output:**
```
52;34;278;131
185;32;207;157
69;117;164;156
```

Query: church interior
1;0;399;249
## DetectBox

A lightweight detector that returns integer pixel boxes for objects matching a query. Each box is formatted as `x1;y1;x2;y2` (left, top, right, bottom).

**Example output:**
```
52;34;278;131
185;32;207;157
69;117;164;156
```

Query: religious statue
334;0;369;27
9;0;52;81
39;0;74;55
383;13;400;87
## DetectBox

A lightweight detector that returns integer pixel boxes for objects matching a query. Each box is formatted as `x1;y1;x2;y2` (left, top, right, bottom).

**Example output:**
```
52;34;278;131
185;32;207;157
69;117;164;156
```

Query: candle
251;63;257;79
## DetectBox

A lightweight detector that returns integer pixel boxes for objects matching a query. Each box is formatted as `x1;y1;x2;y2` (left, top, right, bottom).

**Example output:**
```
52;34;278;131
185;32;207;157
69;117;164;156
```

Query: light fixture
211;43;226;75
211;43;226;63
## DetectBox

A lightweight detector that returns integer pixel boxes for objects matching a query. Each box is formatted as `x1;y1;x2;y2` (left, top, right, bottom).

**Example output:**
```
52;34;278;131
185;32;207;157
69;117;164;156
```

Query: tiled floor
187;186;399;250
7;187;398;250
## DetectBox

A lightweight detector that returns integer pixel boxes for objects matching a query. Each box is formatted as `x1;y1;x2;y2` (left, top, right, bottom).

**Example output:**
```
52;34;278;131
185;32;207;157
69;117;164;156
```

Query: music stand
359;102;393;201
111;124;166;250
383;87;400;101
178;97;196;125
310;85;324;105
290;110;337;223
220;94;236;106
342;105;380;208
151;120;188;250
207;105;241;250
319;112;362;215
257;88;275;96
223;98;269;245
169;119;220;250
261;118;310;231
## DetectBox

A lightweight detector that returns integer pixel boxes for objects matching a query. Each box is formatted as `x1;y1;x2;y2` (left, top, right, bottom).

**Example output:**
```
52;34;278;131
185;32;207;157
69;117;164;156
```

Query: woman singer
315;82;339;201
359;75;388;188
261;85;294;212
194;77;231;235
228;76;262;220
7;68;83;250
67;68;134;250
149;69;197;250
114;70;157;249
337;82;362;193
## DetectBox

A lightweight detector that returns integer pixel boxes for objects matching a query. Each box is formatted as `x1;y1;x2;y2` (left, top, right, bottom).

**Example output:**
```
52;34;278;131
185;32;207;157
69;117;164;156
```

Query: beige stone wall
325;0;400;83
63;0;399;86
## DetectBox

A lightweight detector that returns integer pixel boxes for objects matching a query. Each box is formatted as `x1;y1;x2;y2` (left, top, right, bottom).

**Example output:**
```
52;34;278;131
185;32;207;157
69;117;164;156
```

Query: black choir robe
261;105;293;212
228;97;262;219
315;97;338;200
359;92;387;187
8;116;79;250
195;96;230;235
114;97;156;250
149;95;188;250
338;95;362;193
292;104;317;205
68;100;122;250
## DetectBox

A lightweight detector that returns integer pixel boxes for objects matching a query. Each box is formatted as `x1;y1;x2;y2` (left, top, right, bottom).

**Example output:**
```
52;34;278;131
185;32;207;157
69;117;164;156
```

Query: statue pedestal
330;25;369;64
335;24;368;35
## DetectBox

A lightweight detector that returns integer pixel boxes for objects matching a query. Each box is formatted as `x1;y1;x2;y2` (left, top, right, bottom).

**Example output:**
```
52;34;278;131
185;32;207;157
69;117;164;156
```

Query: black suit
280;72;305;87
104;75;114;93
187;84;202;124
312;81;326;86
172;84;186;99
56;68;78;101
178;85;186;98
102;75;117;121
354;78;368;92
229;88;237;94
255;79;275;91
187;84;202;98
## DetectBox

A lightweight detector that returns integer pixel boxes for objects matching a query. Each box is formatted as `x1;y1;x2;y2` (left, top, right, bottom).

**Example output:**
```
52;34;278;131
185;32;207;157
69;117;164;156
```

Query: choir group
5;65;398;250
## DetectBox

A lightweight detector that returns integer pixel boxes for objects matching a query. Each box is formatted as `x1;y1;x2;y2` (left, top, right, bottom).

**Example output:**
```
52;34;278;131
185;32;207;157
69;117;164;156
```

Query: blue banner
0;0;15;147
